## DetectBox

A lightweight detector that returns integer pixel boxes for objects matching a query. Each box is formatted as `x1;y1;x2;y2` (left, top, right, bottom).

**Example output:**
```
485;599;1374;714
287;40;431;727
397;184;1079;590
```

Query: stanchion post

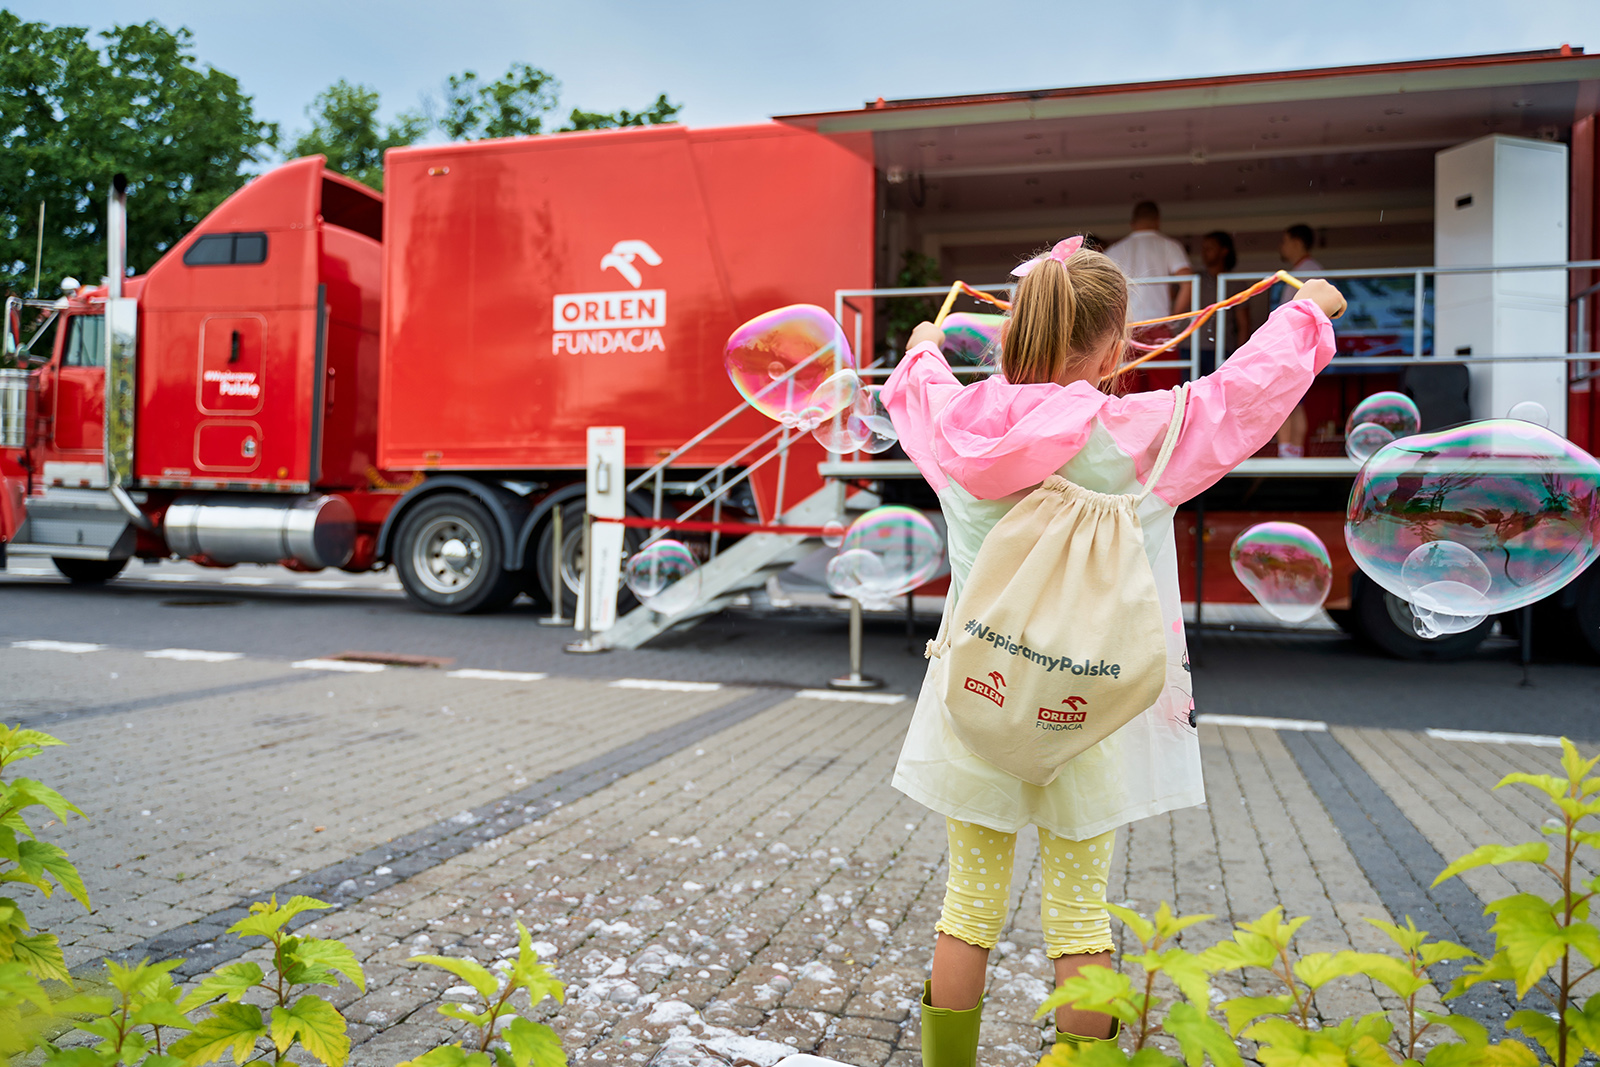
538;506;569;626
565;512;607;654
829;598;883;690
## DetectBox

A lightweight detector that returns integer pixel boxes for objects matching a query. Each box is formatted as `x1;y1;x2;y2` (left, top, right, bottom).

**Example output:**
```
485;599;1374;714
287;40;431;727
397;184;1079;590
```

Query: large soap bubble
725;305;854;429
1228;522;1332;623
1345;391;1421;441
1346;419;1600;617
941;312;1005;366
827;506;943;602
810;370;867;452
624;539;701;615
1401;540;1491;637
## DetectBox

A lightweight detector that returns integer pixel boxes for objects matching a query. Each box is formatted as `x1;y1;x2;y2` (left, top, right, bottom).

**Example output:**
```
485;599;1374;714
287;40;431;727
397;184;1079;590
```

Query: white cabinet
1434;135;1568;432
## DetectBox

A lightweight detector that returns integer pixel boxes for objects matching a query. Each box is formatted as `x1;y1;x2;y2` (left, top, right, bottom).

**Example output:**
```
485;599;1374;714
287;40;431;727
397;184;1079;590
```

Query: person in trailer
1270;223;1325;456
880;237;1344;1066
1105;201;1193;391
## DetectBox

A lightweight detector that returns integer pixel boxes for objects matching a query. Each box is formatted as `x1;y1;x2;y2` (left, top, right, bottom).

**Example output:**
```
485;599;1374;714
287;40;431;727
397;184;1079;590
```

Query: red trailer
4;47;1600;660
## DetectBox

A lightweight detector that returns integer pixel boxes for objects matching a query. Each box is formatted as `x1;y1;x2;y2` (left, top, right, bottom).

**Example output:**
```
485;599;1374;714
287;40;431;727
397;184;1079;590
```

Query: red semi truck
4;48;1600;660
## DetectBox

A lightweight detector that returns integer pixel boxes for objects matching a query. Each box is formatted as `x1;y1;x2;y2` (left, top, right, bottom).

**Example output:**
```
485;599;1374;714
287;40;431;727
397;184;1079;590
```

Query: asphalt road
4;559;1599;739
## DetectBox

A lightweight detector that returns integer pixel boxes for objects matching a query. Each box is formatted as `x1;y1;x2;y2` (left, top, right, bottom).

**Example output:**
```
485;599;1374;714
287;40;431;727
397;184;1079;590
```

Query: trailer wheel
1348;570;1493;661
53;558;128;584
533;500;643;618
394;495;520;614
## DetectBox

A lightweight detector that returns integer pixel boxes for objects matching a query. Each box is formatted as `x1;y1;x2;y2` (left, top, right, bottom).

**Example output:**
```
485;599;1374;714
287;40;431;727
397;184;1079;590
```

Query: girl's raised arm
1105;298;1337;506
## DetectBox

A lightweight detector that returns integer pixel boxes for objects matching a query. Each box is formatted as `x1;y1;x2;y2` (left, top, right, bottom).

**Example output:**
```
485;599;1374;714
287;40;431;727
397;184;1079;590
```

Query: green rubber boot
920;981;983;1067
1049;1019;1121;1053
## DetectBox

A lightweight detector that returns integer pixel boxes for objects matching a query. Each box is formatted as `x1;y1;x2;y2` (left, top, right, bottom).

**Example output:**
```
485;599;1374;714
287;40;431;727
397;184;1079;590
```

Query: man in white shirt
1105;201;1193;325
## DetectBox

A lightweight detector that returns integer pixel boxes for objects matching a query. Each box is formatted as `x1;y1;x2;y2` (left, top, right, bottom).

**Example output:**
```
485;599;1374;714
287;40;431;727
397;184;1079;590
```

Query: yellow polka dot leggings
936;819;1117;958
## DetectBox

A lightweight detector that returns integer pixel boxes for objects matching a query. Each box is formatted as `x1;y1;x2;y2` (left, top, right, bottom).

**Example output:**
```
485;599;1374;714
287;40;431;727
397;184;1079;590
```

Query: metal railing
622;340;839;557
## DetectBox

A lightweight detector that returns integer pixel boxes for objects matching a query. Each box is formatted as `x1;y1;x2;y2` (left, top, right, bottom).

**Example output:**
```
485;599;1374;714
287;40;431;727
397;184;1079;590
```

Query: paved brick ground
10;637;1588;1066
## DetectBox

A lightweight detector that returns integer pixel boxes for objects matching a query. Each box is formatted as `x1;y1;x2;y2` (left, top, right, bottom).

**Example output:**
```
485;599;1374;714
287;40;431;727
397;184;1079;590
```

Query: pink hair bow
1010;236;1084;278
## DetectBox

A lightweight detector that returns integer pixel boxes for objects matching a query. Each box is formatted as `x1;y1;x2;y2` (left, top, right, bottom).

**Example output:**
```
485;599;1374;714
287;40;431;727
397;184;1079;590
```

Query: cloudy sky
12;0;1600;143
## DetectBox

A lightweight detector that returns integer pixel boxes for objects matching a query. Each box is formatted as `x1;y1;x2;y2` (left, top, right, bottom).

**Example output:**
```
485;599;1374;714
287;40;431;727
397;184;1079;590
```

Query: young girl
880;237;1344;1066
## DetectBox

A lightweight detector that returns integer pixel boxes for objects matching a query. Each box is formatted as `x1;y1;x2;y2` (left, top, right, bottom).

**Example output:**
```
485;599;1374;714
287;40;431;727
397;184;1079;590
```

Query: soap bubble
1507;400;1551;428
810;371;867;450
825;549;887;603
828;506;943;601
940;312;1005;366
851;386;899;455
1346;419;1600;616
821;521;845;548
1400;541;1491;637
1228;522;1333;623
725;305;854;427
624;539;700;615
1345;391;1421;441
1346;422;1397;464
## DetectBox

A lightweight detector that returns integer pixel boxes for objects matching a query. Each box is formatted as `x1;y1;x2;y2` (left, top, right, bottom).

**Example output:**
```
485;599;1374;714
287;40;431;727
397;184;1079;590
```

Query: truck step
8;488;137;561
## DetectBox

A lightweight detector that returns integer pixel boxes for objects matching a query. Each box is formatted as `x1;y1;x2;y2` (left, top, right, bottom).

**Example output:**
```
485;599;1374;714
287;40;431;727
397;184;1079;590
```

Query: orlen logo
551;240;666;356
1038;697;1088;728
963;671;1006;708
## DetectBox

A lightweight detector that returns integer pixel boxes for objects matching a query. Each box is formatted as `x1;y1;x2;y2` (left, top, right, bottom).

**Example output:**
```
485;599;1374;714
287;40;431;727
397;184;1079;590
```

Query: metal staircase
7;486;139;561
598;481;841;649
593;343;854;650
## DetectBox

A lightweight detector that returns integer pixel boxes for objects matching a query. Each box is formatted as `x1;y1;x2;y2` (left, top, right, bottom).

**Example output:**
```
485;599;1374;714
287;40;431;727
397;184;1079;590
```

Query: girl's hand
907;321;945;351
1296;279;1347;320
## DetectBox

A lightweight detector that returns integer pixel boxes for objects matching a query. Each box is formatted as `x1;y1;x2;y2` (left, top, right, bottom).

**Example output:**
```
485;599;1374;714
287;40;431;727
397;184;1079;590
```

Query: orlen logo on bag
1038;697;1088;729
964;671;1006;708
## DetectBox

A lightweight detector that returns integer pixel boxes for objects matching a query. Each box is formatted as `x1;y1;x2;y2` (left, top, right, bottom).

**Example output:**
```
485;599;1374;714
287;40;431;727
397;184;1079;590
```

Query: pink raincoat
881;299;1337;838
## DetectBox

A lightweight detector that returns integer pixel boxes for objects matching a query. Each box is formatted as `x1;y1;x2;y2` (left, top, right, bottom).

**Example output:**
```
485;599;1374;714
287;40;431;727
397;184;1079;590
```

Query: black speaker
1399;364;1471;431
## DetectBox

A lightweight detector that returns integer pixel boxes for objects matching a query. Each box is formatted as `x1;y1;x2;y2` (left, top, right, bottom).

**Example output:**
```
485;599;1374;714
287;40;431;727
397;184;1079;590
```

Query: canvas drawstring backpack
926;384;1188;787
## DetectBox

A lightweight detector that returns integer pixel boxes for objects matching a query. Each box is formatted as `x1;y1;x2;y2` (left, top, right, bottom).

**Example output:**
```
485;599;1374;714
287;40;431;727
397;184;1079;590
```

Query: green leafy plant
45;957;194;1067
1038;906;1532;1065
1432;738;1600;1067
0;724;90;984
401;921;565;1067
168;896;364;1067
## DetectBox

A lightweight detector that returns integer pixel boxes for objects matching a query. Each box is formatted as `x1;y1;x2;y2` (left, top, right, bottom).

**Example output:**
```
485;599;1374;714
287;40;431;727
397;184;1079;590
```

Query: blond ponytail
1001;242;1129;387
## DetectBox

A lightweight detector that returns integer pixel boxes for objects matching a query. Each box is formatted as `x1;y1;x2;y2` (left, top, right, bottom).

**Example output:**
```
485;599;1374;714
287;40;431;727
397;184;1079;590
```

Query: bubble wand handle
932;283;963;329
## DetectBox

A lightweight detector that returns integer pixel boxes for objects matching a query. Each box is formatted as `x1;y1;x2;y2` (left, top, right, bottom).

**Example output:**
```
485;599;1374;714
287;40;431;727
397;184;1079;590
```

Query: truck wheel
1349;570;1493;661
53;558;128;584
394;495;520;614
533;500;642;618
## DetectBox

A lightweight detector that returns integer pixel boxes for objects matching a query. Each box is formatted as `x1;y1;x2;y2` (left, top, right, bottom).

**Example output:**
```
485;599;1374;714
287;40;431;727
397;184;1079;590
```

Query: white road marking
146;574;198;582
11;639;105;654
1426;728;1564;748
219;576;273;586
795;689;906;705
1198;714;1329;732
609;678;723;693
447;669;548;682
292;659;386;673
298;579;357;589
145;648;245;663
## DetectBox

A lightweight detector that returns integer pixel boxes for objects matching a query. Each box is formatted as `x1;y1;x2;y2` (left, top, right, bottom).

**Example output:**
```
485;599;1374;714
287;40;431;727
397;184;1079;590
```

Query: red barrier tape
591;515;831;537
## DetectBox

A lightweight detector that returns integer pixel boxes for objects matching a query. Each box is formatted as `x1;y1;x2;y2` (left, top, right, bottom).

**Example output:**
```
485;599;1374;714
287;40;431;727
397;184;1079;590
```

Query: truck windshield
63;315;105;368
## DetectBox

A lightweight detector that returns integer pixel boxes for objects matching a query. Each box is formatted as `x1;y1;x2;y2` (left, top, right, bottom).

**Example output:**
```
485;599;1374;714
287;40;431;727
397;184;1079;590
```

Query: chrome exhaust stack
107;174;127;298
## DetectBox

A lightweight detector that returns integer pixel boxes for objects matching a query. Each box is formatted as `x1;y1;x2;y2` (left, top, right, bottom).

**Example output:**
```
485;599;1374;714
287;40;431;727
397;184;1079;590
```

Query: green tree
565;92;682;132
0;14;277;296
440;61;561;141
439;61;679;140
286;80;428;190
